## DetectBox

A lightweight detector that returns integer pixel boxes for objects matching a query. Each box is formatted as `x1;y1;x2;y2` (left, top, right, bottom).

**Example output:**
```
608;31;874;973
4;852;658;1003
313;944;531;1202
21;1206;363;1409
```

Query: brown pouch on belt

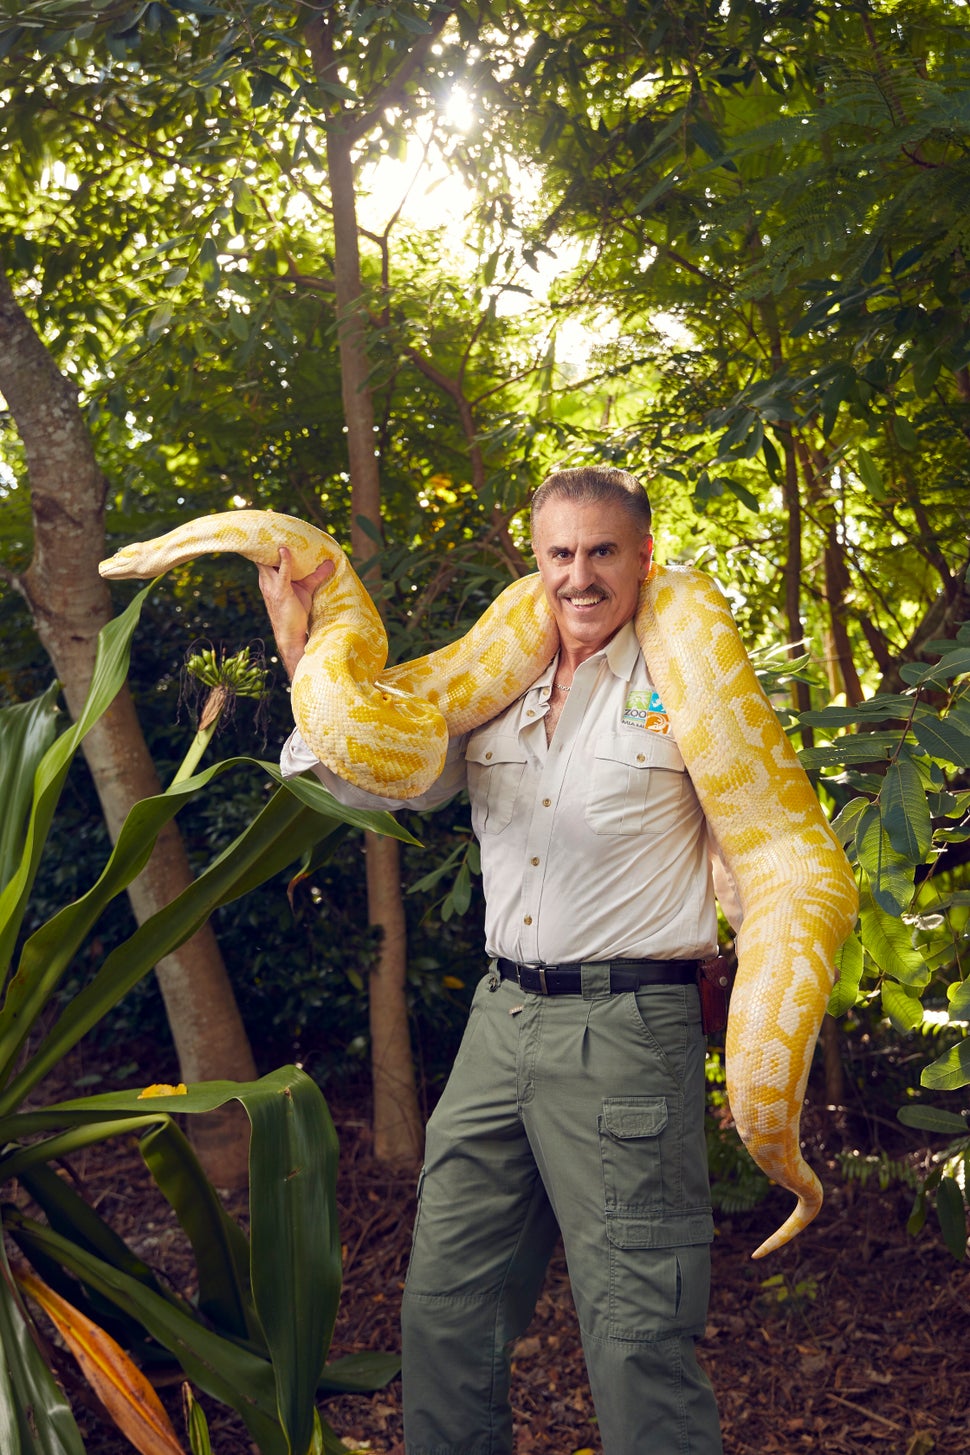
697;953;736;1036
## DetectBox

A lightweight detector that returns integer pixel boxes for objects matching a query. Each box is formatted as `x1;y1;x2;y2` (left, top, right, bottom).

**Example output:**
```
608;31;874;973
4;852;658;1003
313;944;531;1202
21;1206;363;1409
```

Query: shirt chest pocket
466;731;529;835
585;732;688;837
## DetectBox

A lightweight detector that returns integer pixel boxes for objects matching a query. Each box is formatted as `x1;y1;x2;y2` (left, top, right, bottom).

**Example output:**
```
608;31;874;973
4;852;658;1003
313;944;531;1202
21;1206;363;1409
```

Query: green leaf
0;1235;86;1455
829;932;864;1017
0;585;153;985
8;1209;287;1455
140;1121;257;1342
317;1351;401;1394
725;478;760;512
184;1386;212;1455
17;1162;171;1310
881;979;923;1033
0;759;412;1110
855;806;915;916
856;445;887;499
921;1036;970;1092
892;415;920;451
8;1067;339;1454
0;683;60;897
828;798;870;847
859;898;928;987
147;303;172;339
936;1176;967;1260
880;754;933;861
911;713;970;767
229;178;259;216
897;1105;969;1135
248;1072;341;1455
947;980;970;1019
903;651;970;688
798;695;915;727
798;732;901;769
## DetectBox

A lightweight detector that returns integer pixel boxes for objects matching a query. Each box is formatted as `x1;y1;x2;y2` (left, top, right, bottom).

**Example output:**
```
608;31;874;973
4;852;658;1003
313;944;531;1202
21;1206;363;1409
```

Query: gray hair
530;466;652;540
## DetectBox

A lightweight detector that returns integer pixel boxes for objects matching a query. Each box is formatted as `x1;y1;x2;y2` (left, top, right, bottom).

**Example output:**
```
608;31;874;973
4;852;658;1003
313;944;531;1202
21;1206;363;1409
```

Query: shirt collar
531;618;640;694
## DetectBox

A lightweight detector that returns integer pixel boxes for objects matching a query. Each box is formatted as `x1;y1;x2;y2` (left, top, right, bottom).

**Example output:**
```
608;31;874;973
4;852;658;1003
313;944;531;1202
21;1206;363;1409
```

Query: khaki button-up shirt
282;620;725;965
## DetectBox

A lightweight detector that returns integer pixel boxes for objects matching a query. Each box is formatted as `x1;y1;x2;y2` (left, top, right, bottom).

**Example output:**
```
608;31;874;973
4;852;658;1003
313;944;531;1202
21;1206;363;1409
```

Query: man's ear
641;534;654;578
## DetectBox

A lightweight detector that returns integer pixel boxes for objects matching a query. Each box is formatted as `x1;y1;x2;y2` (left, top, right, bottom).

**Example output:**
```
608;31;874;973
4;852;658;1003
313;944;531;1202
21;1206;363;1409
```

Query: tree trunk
0;267;255;1187
366;834;423;1163
309;17;424;1165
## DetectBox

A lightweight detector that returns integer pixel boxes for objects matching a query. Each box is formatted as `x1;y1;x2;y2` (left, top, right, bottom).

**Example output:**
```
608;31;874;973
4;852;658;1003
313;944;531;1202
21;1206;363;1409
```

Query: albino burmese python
101;509;858;1258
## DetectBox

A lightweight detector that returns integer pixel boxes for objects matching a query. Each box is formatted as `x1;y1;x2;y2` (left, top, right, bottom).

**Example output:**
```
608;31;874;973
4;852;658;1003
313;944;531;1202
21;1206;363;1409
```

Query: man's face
531;497;653;660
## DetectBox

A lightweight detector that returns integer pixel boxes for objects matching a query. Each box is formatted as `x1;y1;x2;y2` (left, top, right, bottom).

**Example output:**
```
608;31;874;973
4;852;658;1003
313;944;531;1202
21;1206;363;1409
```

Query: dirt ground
43;1091;970;1455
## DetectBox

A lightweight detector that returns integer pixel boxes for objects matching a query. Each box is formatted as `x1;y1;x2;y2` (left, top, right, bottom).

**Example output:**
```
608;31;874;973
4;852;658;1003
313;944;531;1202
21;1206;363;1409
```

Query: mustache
557;588;608;601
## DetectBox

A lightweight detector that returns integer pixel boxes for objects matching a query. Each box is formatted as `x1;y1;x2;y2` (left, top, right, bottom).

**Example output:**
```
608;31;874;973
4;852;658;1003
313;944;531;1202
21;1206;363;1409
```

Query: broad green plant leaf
881;979;923;1034
947;980;970;1019
0;681;60;895
8;1210;288;1455
0;1235;86;1455
0;765;414;1111
855;805;915;916
139;1120;257;1343
0;585;153;984
8;1068;338;1455
859;898;928;988
897;1105;969;1135
936;1176;968;1260
17;1161;177;1330
828;932;864;1017
921;1036;970;1092
317;1351;401;1393
911;712;970;768
880;752;933;861
16;1271;187;1455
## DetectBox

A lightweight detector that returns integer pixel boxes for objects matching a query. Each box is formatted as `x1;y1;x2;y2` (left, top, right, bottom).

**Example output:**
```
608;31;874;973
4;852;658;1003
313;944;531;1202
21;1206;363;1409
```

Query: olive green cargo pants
400;964;723;1454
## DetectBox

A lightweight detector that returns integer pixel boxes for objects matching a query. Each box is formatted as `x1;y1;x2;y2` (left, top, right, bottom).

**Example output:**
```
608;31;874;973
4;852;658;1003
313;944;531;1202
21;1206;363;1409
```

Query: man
259;466;725;1455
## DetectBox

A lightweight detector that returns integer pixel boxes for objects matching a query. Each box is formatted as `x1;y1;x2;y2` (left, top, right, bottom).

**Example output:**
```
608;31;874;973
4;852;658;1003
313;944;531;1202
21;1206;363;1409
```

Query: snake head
98;545;147;579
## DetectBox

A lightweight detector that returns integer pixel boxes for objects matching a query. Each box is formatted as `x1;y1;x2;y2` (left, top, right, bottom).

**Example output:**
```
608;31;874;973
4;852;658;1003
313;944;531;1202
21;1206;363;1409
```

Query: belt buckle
537;966;549;995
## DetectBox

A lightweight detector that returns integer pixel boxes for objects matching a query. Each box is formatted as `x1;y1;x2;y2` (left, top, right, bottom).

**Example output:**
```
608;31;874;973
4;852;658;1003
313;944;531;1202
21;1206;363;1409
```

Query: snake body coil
101;509;858;1257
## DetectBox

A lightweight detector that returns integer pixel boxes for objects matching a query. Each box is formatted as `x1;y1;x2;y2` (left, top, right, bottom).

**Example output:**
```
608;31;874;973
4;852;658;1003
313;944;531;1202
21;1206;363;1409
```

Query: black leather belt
496;957;698;996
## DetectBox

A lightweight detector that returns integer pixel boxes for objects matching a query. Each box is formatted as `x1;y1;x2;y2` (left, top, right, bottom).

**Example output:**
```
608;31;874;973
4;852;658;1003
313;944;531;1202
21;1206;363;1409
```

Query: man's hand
257;547;334;680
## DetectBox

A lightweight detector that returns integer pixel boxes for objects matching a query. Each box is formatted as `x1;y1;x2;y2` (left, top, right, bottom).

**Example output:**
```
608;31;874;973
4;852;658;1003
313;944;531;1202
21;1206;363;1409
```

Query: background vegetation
1;0;969;1447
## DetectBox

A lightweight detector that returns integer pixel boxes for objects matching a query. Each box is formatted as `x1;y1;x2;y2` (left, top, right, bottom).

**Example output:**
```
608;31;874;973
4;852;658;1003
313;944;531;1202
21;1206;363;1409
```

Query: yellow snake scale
101;508;858;1258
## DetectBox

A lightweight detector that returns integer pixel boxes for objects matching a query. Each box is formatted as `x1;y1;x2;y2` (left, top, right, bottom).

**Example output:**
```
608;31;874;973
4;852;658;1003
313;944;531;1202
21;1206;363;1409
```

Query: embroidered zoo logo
621;690;670;734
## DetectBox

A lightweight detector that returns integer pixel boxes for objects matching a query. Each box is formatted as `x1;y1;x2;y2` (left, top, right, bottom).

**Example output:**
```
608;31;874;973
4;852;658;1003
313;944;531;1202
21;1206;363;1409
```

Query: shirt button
484;751;493;760
523;914;533;925
530;856;540;866
542;797;551;807
637;753;645;762
526;710;535;718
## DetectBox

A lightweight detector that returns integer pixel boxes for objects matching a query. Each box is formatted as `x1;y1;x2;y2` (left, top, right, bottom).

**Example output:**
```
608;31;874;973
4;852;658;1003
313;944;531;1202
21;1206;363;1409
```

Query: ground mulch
40;1090;970;1455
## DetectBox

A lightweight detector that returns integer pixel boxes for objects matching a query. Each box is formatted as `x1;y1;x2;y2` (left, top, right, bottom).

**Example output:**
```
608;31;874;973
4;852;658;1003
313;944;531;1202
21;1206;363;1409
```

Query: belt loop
581;961;611;1000
537;966;549;995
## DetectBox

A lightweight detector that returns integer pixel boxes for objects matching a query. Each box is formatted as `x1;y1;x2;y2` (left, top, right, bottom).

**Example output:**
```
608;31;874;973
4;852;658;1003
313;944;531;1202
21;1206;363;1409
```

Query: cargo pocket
606;1244;713;1342
585;732;688;836
466;730;528;835
599;1096;714;1250
599;1097;668;1217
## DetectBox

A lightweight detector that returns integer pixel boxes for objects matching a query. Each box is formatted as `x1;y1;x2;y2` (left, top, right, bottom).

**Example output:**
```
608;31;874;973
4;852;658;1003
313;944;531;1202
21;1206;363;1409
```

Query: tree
0;271;258;1186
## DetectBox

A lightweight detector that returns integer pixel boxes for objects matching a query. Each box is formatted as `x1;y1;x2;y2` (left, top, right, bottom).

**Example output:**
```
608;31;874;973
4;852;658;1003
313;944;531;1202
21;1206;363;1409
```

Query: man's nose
566;555;592;587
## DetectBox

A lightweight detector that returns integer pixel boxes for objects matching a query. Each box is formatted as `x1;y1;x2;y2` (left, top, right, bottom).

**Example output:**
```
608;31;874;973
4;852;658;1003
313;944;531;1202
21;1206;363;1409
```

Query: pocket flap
465;733;528;767
602;1097;668;1140
594;733;685;772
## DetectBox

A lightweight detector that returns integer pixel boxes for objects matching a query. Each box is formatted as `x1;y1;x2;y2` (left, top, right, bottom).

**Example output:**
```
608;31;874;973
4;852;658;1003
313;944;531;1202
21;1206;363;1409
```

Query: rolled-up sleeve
280;727;469;813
